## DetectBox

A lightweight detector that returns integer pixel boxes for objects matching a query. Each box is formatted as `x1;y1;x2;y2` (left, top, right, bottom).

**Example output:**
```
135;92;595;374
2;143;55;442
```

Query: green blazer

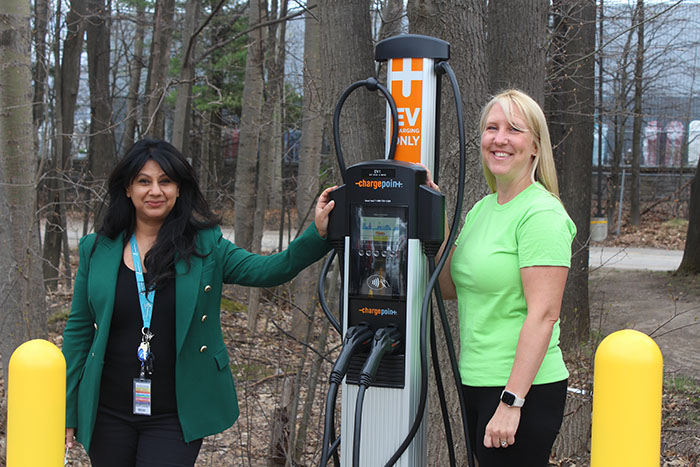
62;224;331;451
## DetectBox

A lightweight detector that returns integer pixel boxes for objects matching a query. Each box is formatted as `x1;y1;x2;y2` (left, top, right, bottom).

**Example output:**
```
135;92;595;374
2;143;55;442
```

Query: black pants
462;380;567;467
89;405;203;467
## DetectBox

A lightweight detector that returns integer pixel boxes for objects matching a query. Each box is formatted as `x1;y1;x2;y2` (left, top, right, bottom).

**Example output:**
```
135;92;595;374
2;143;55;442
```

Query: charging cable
383;60;474;467
333;77;399;183
318;250;342;335
352;326;402;467
320;324;374;466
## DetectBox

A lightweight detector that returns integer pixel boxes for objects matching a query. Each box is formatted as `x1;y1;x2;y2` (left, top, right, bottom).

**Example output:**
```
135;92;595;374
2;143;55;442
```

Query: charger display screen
359;216;402;242
349;205;408;298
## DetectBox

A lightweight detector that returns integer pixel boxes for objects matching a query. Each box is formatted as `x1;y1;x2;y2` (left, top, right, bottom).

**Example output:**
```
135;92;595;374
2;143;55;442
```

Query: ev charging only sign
390;58;424;163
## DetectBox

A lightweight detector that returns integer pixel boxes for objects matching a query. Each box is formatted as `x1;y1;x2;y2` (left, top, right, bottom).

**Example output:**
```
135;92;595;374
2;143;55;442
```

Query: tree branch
194;5;314;66
183;0;244;68
640;177;693;218
548;0;683;81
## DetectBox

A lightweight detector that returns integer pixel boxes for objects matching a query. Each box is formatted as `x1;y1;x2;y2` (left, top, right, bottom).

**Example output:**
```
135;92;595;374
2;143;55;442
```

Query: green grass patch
48;310;70;325
662;218;688;228
665;374;700;395
221;297;247;314
230;362;275;381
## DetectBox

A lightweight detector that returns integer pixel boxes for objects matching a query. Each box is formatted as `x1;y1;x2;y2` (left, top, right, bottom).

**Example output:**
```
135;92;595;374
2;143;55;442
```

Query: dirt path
590;268;700;378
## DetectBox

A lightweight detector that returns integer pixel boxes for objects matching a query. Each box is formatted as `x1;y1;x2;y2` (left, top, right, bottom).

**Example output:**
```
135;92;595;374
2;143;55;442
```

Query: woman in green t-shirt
436;89;576;467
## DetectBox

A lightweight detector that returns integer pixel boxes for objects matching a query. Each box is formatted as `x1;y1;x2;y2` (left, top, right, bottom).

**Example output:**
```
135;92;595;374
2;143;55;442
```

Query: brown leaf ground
595;206;689;251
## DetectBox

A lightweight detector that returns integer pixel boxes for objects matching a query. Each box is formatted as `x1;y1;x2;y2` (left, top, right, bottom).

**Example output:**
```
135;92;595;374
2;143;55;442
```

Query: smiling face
126;159;179;227
481;102;538;197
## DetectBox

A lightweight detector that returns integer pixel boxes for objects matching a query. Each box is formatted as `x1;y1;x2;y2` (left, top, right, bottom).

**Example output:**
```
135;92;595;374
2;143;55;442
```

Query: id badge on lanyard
133;378;152;415
130;234;155;416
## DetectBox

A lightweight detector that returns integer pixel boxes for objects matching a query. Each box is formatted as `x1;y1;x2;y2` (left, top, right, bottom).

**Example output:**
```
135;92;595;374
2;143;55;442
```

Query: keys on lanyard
138;327;155;379
130;235;156;379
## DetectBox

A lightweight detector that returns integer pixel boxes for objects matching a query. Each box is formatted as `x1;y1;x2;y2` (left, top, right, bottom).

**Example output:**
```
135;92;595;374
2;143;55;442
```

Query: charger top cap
375;34;450;61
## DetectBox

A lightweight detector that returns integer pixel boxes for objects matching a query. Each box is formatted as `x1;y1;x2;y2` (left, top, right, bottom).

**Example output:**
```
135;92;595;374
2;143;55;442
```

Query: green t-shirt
451;182;576;386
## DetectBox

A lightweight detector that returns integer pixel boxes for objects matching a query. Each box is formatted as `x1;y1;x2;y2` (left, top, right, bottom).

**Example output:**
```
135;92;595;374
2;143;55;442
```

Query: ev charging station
323;35;466;467
336;160;441;466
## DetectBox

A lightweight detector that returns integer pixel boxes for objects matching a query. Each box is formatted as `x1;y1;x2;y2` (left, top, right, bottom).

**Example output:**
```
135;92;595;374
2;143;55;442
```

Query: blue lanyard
130;234;155;330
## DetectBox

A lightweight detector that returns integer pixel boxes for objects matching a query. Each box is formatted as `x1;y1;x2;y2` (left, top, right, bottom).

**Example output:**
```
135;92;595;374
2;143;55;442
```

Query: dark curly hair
99;139;220;289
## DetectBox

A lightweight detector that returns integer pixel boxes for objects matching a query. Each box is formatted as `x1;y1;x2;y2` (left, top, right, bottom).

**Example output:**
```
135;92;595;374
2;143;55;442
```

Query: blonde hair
479;89;560;198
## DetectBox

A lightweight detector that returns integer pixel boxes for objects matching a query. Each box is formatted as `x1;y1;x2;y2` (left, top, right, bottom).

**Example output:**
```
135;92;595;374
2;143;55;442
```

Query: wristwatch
500;389;525;408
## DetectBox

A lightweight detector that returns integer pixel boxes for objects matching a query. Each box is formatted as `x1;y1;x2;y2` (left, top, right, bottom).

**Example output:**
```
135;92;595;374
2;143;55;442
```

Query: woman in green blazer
62;139;335;466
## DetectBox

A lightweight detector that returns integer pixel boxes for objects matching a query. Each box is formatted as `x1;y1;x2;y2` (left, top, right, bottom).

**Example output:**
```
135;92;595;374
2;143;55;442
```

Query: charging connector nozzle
320;324;374;466
352;326;402;467
359;326;402;387
329;324;374;385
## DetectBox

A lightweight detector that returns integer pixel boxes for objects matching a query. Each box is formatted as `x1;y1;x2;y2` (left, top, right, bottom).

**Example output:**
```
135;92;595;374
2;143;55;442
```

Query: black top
99;259;177;414
375;34;450;61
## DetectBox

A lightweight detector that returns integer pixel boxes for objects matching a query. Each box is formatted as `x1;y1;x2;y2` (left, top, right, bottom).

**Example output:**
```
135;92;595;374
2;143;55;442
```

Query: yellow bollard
591;329;663;467
7;339;66;467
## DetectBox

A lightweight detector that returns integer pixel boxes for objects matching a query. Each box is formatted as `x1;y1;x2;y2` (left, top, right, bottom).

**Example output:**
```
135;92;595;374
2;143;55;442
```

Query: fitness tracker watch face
500;390;525;407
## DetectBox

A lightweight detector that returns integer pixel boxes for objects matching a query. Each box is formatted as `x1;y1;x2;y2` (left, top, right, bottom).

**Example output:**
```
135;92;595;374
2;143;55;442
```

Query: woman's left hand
315;186;337;238
483;403;520;449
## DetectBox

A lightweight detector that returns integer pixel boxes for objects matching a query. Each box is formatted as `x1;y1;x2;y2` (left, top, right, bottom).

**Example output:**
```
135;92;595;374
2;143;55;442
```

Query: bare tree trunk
376;0;404;84
32;0;49;132
43;0;87;290
546;0;596;456
605;14;635;226
283;297;317;466
86;0;115;231
208;109;223;206
296;1;322;236
548;0;595;349
172;0;202;152
205;6;234;205
487;0;548;103
200;115;211;195
142;0;175;138
274;7;328;463
293;316;330;461
268;0;288;211
408;1;489;465
319;0;383;171
291;0;324;339
234;0;266;251
0;0;47;386
608;111;627;224
378;0;404;41
267;375;296;466
42;172;66;291
257;0;285;219
246;139;273;329
678;159;700;274
269;99;283;210
244;0;271;330
123;2;146;152
32;0;50;263
246;158;270;331
630;0;645;225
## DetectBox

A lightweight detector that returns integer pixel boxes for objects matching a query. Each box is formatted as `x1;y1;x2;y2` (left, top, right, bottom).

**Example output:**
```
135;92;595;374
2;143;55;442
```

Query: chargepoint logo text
359;307;399;317
355;179;404;190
